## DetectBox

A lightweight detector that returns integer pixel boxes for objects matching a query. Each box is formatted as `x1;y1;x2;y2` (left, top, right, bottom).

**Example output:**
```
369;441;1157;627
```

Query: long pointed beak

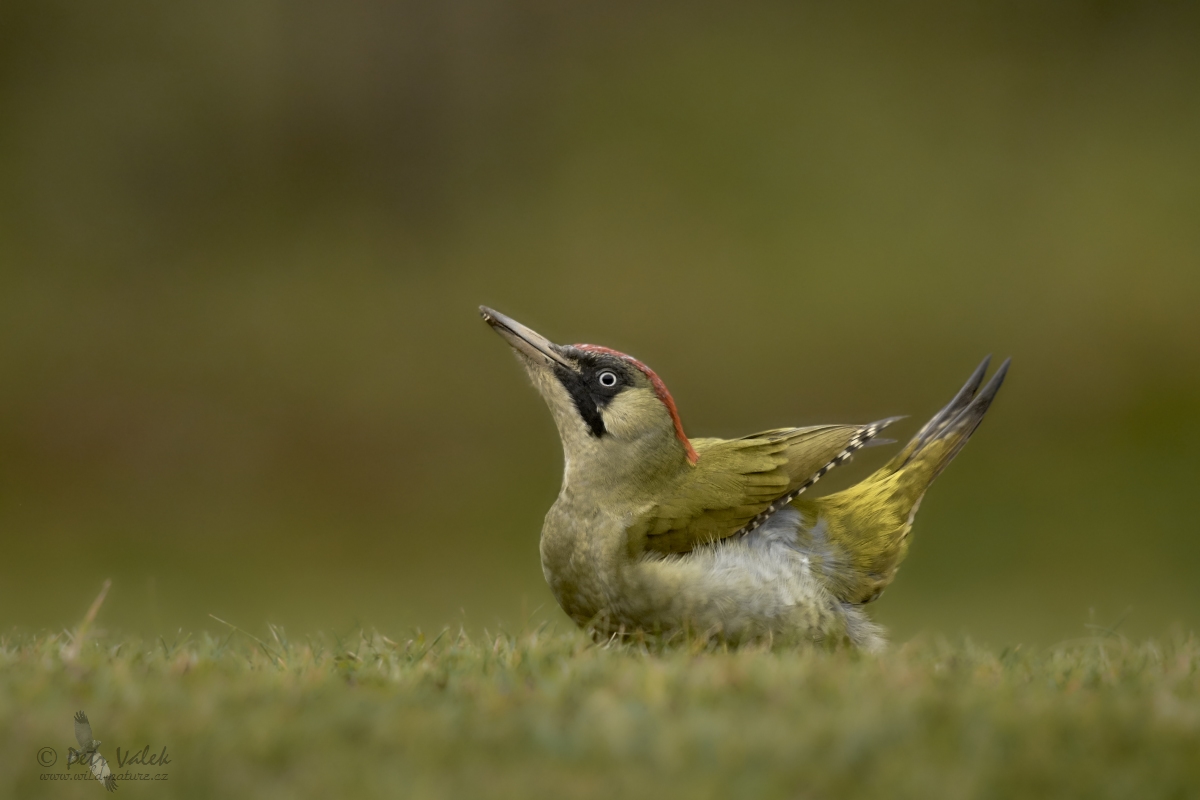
480;306;577;371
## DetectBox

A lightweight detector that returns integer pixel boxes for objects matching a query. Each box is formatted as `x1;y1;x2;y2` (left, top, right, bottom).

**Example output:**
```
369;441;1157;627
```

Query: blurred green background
1;0;1197;645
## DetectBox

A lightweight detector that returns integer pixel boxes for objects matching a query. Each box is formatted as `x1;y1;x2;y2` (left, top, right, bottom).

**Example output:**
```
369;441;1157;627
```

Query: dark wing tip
74;711;88;724
860;416;905;446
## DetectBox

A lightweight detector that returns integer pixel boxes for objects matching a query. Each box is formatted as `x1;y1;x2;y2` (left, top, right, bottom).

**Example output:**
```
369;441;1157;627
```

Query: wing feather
74;711;92;749
633;421;897;555
89;752;116;791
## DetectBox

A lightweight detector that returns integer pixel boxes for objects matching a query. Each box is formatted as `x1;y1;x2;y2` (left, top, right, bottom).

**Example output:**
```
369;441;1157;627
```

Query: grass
2;611;1199;800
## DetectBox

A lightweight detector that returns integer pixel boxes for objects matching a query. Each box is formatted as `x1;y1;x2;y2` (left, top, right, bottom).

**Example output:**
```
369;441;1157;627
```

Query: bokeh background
1;0;1197;645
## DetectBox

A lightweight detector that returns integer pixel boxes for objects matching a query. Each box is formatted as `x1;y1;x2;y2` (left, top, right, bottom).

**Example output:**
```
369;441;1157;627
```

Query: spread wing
74;711;93;749
89;751;116;792
632;419;899;556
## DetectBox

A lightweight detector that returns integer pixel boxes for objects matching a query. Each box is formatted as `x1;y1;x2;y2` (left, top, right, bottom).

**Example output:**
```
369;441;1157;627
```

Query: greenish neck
557;423;687;503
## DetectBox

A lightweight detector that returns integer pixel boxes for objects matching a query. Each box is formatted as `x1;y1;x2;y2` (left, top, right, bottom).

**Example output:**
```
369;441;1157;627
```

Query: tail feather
919;358;1009;482
792;357;1009;605
884;355;991;472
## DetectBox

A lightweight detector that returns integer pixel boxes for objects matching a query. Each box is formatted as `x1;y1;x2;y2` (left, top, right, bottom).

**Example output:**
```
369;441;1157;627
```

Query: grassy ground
3;620;1198;800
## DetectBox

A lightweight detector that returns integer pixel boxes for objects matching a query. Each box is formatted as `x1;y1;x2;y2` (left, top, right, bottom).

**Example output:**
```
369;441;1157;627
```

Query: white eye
597;370;618;388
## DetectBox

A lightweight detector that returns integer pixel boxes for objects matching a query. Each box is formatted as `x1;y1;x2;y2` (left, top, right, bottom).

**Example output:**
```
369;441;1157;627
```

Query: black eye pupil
599;371;617;387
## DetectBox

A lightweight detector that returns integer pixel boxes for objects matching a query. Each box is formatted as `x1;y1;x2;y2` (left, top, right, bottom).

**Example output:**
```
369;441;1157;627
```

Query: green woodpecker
481;307;1008;650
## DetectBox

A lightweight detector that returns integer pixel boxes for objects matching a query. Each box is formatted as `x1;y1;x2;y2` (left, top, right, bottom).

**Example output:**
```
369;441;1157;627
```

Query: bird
480;306;1009;651
67;711;117;792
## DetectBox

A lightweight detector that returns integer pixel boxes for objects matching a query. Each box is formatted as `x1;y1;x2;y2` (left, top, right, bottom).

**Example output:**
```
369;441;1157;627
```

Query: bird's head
482;307;696;485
